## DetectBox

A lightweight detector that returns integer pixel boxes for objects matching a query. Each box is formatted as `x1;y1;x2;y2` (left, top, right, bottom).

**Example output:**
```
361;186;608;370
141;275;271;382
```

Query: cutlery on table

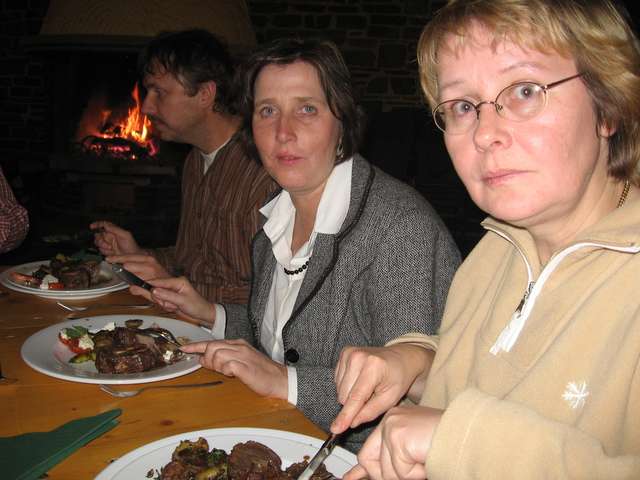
56;301;152;312
99;380;223;398
297;433;340;480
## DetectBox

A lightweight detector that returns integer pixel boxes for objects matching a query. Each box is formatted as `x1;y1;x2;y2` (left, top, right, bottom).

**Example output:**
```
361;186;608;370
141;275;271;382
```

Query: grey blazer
224;155;460;451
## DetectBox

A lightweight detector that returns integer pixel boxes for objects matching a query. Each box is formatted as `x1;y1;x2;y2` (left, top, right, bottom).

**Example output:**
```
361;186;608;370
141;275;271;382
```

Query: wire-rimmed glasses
432;73;583;134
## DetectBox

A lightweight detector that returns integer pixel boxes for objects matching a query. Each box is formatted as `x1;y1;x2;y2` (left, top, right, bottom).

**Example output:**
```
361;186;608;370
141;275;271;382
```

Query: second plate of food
0;260;127;300
95;427;357;480
21;315;212;384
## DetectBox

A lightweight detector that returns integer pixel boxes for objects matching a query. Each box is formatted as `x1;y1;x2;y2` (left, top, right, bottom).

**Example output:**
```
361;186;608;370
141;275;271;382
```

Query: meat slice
229;441;286;480
95;344;158;374
159;460;190;480
285;462;336;480
57;267;91;289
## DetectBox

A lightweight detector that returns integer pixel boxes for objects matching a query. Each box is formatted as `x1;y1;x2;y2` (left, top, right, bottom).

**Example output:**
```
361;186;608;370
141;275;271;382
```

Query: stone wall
247;0;442;113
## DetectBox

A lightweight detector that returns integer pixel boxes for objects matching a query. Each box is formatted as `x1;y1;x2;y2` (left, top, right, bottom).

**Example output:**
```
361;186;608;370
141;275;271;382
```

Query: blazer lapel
248;232;277;341
289;233;337;320
287;156;375;323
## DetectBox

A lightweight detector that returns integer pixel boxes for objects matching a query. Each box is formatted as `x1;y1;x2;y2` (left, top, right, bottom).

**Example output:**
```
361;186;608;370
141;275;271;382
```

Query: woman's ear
597;117;616;138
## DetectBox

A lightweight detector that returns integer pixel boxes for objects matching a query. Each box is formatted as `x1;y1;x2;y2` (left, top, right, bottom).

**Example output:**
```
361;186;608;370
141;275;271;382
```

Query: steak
285;462;336;480
49;256;102;290
229;441;285;480
92;326;182;374
95;344;158;374
57;267;91;289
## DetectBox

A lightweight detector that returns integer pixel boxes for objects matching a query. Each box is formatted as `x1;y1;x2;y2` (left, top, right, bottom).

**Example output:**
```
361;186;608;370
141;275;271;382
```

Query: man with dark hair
92;29;275;304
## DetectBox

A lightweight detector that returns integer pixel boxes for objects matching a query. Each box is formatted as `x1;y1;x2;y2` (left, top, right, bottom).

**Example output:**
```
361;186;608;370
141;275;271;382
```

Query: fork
56;301;152;312
99;380;223;398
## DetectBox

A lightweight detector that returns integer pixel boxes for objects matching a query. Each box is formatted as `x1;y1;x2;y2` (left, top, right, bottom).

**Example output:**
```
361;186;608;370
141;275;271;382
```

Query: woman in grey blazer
131;38;460;451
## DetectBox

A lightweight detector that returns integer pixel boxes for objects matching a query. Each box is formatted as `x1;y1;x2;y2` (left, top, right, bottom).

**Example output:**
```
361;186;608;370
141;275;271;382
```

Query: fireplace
35;48;186;249
18;0;256;255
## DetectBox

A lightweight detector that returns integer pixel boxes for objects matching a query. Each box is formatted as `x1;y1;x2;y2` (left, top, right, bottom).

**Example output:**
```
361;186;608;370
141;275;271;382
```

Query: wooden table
0;280;325;479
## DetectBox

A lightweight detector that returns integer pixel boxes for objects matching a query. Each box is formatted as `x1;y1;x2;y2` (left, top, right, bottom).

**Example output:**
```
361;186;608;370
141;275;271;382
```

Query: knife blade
297;433;339;480
111;263;153;291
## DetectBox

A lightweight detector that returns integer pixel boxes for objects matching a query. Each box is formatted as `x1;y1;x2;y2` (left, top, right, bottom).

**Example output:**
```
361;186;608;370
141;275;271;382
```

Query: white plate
0;260;127;300
21;315;212;384
96;427;356;479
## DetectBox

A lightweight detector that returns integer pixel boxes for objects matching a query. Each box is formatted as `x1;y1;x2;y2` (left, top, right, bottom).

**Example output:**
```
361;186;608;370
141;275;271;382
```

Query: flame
98;83;157;156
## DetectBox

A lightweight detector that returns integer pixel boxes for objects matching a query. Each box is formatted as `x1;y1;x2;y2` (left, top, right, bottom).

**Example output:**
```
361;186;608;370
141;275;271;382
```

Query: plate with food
21;315;212;384
95;427;356;480
0;254;128;299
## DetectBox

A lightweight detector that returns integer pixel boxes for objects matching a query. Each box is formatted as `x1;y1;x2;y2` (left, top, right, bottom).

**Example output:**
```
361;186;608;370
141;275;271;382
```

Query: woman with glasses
332;0;640;478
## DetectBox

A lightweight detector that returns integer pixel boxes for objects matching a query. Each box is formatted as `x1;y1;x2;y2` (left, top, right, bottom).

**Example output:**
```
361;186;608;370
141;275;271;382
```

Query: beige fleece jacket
391;197;640;479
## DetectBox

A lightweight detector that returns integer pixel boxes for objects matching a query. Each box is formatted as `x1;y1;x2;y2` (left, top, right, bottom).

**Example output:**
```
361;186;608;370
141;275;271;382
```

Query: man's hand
129;276;216;326
344;405;443;480
180;339;289;399
332;345;433;435
107;254;170;281
91;221;144;256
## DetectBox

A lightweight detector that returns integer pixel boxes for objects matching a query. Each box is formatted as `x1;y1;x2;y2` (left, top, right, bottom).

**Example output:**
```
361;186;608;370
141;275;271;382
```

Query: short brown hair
138;29;236;114
237;38;365;165
418;0;640;181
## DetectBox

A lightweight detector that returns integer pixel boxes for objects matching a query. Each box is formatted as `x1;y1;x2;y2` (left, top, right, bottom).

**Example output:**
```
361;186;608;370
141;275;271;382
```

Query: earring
336;138;344;160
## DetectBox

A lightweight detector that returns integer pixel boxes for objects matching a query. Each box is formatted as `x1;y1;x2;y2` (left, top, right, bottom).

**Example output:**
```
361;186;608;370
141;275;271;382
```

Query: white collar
200;137;231;173
260;158;353;258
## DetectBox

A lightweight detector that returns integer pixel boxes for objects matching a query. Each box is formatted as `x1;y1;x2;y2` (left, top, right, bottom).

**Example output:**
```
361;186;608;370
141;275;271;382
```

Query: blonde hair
418;0;640;181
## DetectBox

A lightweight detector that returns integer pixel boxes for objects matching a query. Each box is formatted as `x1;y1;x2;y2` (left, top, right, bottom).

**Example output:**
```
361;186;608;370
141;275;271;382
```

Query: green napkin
0;408;121;480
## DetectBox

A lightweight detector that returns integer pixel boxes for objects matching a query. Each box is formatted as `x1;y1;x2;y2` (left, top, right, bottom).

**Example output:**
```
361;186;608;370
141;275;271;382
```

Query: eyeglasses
432;73;583;134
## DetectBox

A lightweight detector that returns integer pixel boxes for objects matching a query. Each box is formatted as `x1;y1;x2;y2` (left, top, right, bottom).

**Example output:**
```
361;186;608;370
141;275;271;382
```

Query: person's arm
426;387;640;479
297;206;459;437
0;167;28;253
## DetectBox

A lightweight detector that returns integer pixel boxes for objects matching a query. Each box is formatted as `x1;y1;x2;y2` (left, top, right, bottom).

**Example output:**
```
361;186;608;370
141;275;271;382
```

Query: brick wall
248;0;443;113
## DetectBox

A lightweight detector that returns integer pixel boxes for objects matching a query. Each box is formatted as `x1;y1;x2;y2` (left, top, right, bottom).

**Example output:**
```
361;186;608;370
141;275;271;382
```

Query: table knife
297;433;339;480
111;263;153;291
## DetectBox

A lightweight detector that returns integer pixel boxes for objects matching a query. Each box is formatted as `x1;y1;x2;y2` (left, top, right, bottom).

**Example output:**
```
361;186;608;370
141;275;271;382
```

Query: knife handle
111;263;153;291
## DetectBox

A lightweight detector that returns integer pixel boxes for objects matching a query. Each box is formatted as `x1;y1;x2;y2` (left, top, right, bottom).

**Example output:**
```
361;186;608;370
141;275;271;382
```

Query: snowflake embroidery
562;381;589;409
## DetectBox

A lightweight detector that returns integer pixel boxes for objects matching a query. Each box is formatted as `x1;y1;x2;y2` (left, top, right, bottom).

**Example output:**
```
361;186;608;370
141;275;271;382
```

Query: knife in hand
297;433;339;480
111;263;153;291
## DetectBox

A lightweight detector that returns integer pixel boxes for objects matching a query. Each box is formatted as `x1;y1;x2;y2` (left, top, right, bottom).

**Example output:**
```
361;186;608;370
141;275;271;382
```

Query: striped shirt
0;166;28;254
153;135;277;304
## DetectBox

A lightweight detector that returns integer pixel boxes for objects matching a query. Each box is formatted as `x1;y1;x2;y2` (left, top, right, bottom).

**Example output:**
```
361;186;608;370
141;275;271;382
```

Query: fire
98;83;158;157
76;82;158;161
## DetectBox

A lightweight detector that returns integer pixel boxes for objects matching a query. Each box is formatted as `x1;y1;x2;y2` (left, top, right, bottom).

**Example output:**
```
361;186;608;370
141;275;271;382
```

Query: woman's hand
332;345;433;435
107;254;170;281
180;339;289;399
91;221;144;256
129;276;216;326
344;405;443;480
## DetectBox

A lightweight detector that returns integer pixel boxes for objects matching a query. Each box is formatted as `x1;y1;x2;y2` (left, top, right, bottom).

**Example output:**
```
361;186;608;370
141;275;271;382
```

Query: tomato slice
47;282;65;290
58;332;91;354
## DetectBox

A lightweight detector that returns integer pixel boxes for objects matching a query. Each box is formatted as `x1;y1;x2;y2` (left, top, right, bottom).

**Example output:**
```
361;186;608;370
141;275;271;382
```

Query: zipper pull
514;281;535;315
490;281;535;355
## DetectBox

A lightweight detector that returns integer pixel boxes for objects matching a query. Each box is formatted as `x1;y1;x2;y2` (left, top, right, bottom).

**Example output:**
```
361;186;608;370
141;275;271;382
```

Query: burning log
78;135;155;162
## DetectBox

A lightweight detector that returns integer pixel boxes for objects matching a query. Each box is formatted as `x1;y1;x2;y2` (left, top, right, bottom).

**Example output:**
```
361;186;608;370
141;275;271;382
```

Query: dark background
1;0;638;265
